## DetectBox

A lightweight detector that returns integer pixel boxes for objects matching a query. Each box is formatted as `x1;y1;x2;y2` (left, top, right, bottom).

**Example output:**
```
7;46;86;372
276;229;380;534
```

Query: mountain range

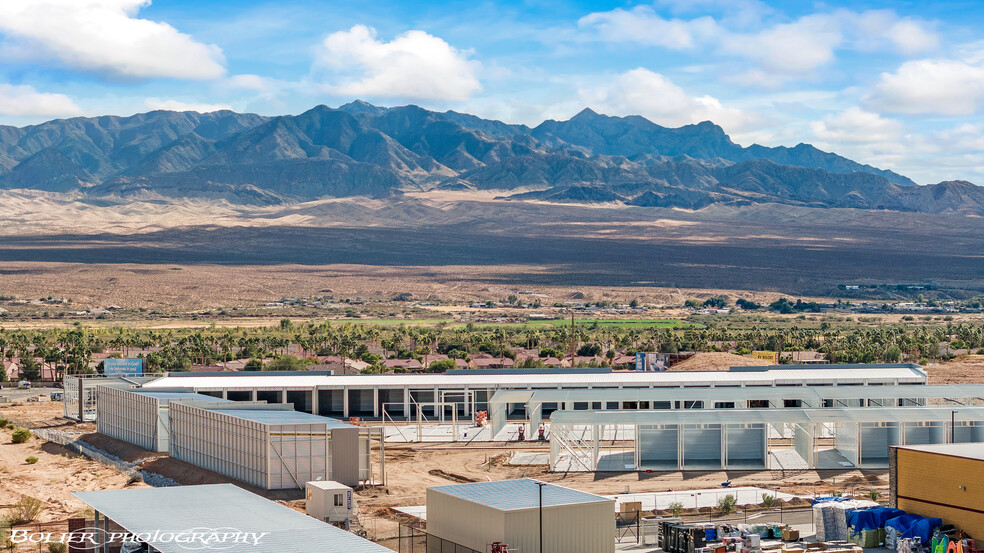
1;101;982;215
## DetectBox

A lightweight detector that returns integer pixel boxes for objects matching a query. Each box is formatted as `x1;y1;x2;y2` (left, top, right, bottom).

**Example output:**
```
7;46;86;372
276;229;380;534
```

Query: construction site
3;360;984;553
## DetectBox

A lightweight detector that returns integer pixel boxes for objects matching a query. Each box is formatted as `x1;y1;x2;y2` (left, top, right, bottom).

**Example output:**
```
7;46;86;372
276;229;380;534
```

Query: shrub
8;496;43;524
868;489;880;501
11;428;31;444
0;418;8;429
667;501;684;517
718;494;737;515
761;493;776;508
48;543;67;553
25;456;38;464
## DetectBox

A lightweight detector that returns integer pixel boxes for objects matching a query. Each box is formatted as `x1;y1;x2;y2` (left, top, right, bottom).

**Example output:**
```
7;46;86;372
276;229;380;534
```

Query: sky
0;0;983;184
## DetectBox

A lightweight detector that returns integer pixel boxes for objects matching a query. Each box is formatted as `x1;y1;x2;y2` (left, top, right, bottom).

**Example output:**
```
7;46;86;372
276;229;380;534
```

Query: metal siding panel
638;425;678;468
683;425;722;468
726;424;766;467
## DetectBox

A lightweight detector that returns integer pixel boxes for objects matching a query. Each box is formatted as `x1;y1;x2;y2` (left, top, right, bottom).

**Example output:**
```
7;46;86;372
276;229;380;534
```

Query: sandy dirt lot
925;355;984;384
0;423;144;522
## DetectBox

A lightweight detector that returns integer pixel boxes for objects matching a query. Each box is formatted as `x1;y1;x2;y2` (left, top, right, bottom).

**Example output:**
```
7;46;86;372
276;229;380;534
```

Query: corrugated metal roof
549;406;984;425
130;390;230;402
429;478;611;511
141;364;926;391
203;408;351;427
894;443;984;461
501;383;984;405
72;484;390;553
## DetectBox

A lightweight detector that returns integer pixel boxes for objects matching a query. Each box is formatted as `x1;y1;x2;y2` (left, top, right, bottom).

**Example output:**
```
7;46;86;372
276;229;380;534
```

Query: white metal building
72;483;392;553
169;401;374;489
549;406;984;472
426;478;615;553
492;383;984;438
139;364;929;420
95;387;228;452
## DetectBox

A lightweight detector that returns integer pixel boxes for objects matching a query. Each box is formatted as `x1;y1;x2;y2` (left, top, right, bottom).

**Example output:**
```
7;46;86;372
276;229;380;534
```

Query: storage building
95;387;228;452
890;443;984;539
426;478;614;553
169;401;372;489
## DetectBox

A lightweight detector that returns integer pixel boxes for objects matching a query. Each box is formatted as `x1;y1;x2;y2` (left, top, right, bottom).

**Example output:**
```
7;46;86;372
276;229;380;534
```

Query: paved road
0;385;61;401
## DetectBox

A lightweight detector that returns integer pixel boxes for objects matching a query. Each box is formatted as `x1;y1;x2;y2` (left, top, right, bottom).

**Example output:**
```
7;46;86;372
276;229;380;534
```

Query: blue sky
1;0;983;184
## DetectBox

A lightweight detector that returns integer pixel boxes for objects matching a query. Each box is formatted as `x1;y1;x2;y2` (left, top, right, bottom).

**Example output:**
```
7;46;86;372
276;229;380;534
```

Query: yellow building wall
896;449;984;538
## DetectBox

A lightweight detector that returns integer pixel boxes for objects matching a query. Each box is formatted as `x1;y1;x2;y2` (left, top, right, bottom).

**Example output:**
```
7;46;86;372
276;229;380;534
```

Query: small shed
426;478;614;553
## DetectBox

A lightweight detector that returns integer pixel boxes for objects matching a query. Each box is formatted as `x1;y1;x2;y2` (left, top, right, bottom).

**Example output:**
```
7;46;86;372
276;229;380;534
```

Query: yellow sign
752;351;779;363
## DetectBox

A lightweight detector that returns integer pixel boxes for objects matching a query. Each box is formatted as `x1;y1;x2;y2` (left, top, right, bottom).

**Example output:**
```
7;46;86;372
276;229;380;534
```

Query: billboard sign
103;358;143;375
635;353;666;371
752;351;779;363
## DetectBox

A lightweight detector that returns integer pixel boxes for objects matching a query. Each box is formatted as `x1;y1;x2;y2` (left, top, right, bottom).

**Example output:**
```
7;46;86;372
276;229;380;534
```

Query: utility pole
952;410;957;442
568;310;575;367
536;482;547;553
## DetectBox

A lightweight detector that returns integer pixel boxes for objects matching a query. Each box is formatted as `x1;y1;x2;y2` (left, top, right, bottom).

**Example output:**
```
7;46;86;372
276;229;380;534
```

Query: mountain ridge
0;102;979;215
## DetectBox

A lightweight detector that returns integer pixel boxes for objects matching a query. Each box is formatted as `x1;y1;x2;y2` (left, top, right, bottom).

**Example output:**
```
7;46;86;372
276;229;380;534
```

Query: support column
221;389;228;399
403;387;410;420
343;386;350;418
279;389;286;403
311;387;319;416
373;388;379;418
250;389;257;401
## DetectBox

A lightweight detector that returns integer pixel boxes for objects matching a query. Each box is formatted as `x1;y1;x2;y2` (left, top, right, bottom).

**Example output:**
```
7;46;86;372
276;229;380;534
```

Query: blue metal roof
429;478;611;511
73;484;389;553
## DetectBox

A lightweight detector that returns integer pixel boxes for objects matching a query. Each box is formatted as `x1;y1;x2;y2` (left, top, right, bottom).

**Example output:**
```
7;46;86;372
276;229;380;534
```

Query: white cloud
577;68;752;131
810;107;904;144
227;74;272;92
0;0;225;80
722;14;842;76
315;25;481;101
578;7;719;50
0;84;82;117
865;59;984;115
145;98;232;113
578;6;939;87
720;10;937;85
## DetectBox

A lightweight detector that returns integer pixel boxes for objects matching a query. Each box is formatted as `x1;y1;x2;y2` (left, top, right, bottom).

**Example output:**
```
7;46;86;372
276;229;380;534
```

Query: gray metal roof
130;390;230;403
72;484;391;553
549;406;984;425
500;384;984;406
893;443;984;461
206;408;349;427
429;478;612;511
142;363;927;391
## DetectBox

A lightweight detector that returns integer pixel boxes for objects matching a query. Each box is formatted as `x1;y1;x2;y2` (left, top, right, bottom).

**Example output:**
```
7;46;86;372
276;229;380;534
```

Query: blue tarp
705;528;717;542
812;496;853;505
885;514;943;543
848;507;907;533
